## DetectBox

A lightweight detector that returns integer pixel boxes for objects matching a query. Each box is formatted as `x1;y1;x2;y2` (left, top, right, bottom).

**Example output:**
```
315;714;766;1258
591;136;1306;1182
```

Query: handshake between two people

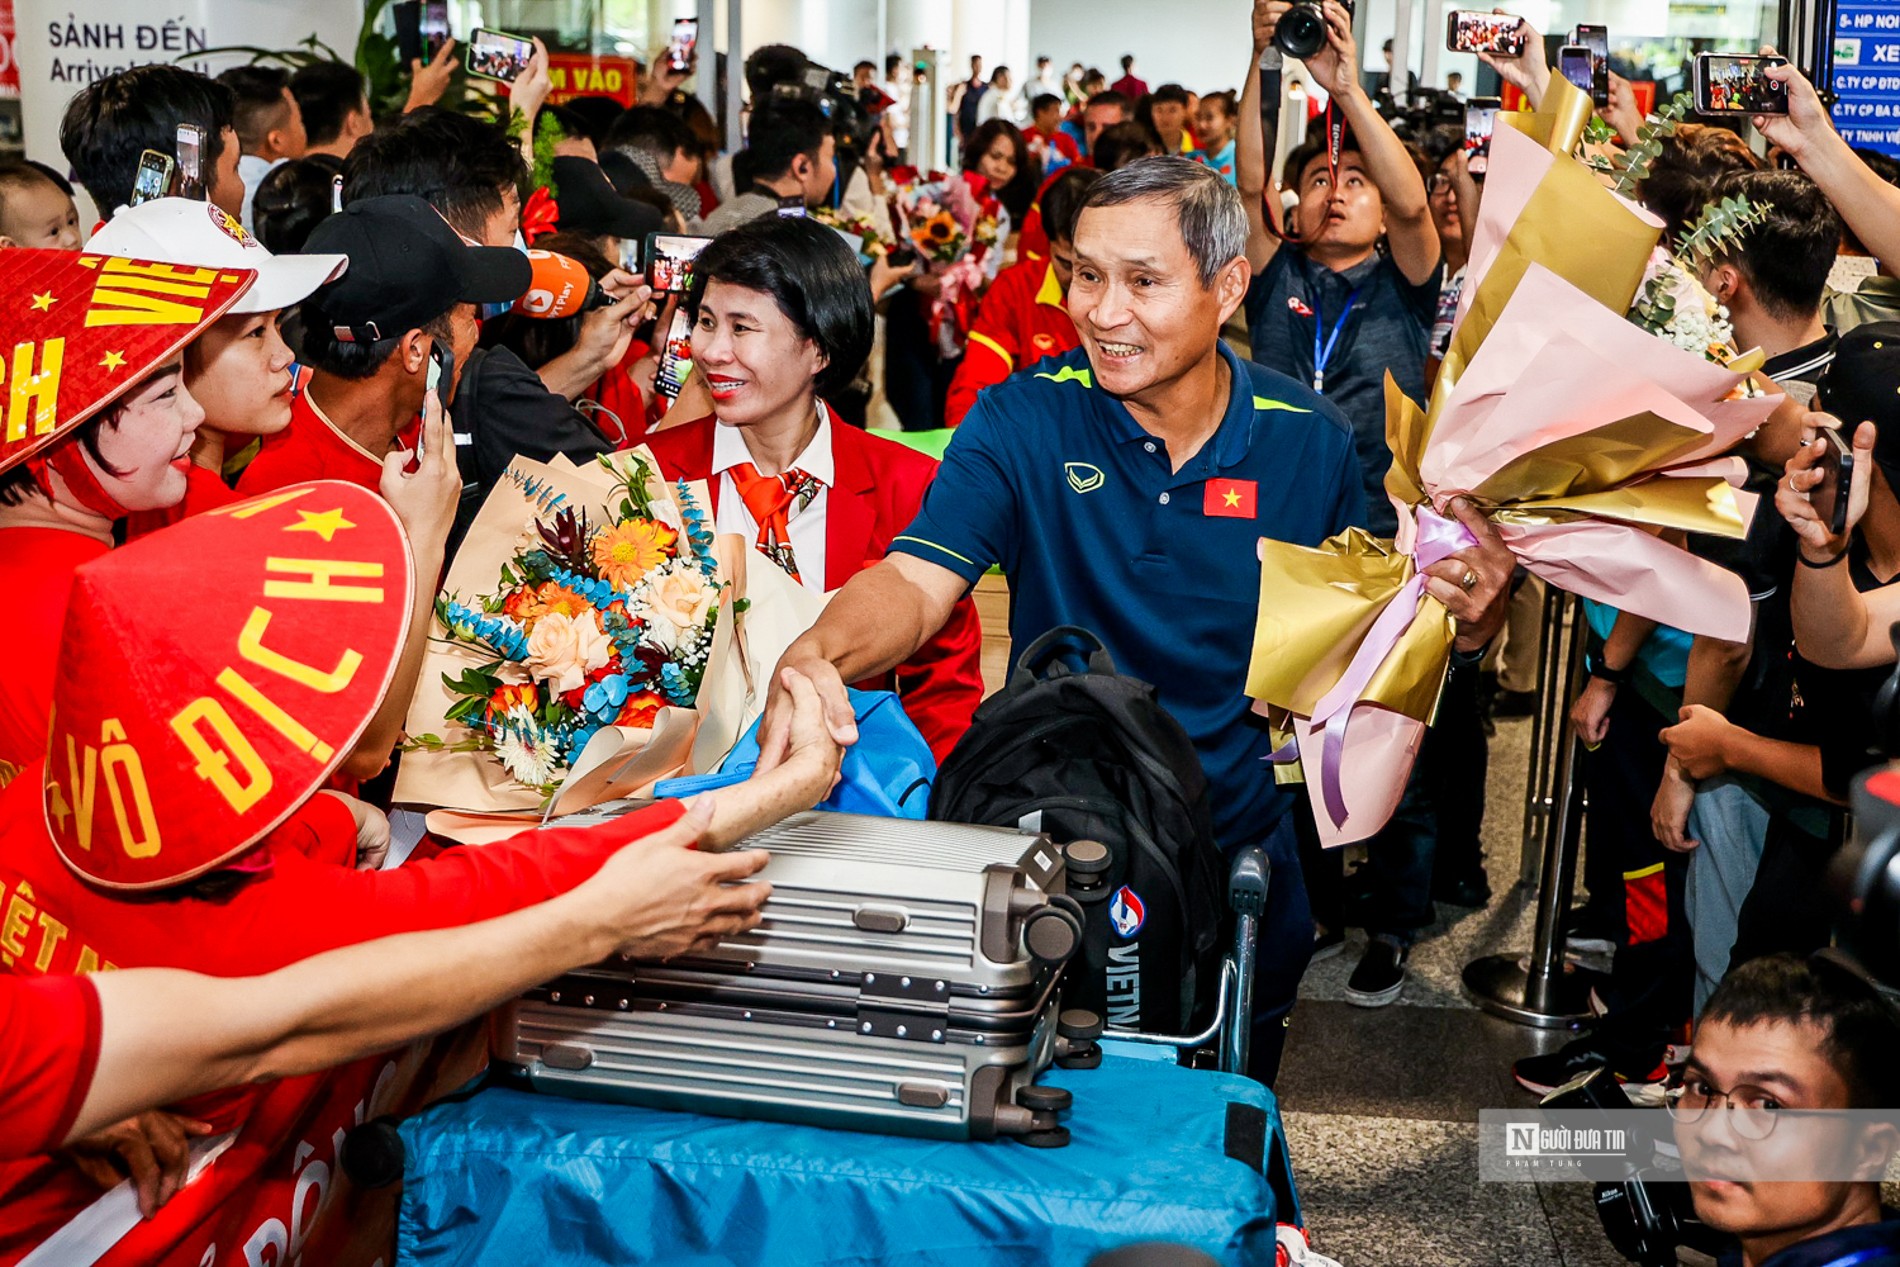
565;665;845;963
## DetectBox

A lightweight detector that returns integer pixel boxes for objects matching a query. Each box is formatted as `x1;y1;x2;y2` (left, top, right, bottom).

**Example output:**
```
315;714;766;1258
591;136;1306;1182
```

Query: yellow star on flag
99;350;127;373
1222;489;1243;508
29;292;55;312
285;507;356;542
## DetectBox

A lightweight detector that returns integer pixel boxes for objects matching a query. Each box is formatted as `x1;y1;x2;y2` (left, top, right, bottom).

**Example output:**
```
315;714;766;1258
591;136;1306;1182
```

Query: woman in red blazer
644;215;983;762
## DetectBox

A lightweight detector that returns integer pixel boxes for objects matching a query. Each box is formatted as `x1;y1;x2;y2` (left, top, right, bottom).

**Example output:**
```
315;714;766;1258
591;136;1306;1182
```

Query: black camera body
769;64;879;159
1542;1068;1734;1267
1274;0;1355;60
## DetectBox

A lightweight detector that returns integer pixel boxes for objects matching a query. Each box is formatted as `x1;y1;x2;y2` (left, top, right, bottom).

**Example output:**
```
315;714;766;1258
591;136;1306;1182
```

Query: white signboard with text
15;0;363;170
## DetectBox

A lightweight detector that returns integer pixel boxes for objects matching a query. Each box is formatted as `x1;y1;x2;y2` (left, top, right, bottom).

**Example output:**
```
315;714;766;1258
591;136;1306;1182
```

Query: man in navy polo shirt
758;158;1512;1084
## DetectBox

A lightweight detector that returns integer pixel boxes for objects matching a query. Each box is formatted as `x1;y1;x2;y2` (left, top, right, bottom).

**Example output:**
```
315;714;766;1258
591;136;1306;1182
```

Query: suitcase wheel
1016;1083;1074;1114
1055;1041;1103;1071
1058;1008;1105;1041
1025;905;1083;965
1013;1124;1073;1149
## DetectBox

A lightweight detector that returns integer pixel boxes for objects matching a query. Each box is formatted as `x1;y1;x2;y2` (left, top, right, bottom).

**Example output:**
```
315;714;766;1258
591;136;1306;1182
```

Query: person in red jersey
85;196;346;534
235;194;528;496
945;167;1099;427
0;796;769;1161
644;214;982;762
0;478;841;1264
0;248;254;787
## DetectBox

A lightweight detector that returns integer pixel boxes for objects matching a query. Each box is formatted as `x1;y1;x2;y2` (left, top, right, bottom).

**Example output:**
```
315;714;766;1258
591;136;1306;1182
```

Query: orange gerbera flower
617;689;668;729
592;519;678;588
503;582;590;625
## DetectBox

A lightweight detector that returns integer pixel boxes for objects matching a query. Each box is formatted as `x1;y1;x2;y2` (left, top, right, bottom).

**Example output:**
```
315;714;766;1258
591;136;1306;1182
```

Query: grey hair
1079;156;1248;288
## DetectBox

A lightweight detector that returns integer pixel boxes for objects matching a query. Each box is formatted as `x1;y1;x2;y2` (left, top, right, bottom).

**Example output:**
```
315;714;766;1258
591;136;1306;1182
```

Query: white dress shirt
710;406;835;593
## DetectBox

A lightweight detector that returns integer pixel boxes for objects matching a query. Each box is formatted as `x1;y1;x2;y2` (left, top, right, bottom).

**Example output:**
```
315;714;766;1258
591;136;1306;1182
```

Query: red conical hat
0;248;254;477
44;481;413;890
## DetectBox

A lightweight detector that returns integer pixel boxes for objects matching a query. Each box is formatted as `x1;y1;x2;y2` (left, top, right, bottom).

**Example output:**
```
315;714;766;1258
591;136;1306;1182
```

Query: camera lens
1274;3;1329;59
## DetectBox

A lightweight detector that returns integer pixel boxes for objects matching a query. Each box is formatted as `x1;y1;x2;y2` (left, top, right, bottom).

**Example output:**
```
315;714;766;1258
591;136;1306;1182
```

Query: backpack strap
1008;625;1119;693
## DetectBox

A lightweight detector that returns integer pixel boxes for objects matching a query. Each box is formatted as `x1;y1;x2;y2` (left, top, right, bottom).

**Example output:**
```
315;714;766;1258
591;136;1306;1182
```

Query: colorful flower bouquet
398;450;734;817
1246;76;1787;846
887;167;1005;356
812;206;893;264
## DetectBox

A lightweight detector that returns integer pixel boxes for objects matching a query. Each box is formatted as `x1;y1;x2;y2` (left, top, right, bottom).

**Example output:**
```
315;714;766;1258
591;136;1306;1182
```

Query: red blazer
644;415;985;763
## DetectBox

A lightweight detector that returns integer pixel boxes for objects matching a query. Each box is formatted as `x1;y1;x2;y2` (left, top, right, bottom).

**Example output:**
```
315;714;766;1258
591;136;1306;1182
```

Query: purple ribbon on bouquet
1269;505;1479;827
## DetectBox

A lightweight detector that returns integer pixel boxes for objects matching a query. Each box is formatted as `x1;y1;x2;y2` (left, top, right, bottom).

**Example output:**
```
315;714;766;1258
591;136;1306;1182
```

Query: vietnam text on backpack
929;626;1225;1034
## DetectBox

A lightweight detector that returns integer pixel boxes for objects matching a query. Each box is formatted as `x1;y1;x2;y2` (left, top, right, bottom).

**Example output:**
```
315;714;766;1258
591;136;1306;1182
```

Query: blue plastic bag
652;689;935;819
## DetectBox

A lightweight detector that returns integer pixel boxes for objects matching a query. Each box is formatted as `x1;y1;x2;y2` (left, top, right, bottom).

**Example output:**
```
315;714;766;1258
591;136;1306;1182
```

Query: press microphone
512;249;612;319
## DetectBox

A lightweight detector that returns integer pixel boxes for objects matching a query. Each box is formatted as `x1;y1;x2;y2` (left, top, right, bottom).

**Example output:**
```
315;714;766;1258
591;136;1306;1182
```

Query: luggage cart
1051;845;1269;1075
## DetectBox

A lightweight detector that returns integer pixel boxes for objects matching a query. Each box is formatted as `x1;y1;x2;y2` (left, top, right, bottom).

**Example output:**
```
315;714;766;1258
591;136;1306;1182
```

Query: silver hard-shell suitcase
495;811;1085;1140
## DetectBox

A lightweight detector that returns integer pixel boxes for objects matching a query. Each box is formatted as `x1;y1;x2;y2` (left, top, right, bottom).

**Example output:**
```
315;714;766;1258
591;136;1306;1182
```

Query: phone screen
645;232;714;294
1559;47;1592;95
131;150;175;207
466;28;536;83
421;1;450;59
1447;10;1526;56
654;306;694;401
174;124;205;201
667;18;698;73
1464;98;1500;177
1696;53;1789;115
1814;427;1854;535
1574;24;1610;106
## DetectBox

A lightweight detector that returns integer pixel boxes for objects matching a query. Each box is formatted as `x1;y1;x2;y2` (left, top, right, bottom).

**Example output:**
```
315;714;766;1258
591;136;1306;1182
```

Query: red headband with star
44;481;413;890
0;248;255;478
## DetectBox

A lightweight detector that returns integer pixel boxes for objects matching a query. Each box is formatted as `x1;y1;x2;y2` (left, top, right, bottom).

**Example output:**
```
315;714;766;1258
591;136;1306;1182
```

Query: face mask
477;231;532;321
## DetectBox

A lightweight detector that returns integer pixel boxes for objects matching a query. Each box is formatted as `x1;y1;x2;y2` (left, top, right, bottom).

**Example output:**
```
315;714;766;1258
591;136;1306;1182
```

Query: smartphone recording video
174;124;205;202
130;149;175;207
1464;98;1501;177
1447;10;1527;56
1814;426;1855;536
666;18;698;74
645;232;714;294
1558;46;1592;95
1694;53;1789;115
1573;23;1610;107
654;306;695;401
466;28;536;84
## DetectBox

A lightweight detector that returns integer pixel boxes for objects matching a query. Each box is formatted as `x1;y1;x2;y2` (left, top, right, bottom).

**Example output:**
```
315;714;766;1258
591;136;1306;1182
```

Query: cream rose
524;610;613;694
642;564;718;651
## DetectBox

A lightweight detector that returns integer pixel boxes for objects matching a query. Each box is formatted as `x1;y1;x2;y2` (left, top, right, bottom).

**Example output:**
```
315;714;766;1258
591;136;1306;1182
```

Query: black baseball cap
1816;322;1900;488
301;194;531;343
552;156;664;241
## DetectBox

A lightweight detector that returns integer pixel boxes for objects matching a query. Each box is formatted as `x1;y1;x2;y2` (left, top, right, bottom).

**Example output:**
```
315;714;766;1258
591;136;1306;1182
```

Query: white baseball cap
85;198;348;315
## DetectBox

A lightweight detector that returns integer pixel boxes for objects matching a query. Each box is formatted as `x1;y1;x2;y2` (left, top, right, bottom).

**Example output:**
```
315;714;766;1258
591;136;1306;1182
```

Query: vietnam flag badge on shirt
1204;478;1257;518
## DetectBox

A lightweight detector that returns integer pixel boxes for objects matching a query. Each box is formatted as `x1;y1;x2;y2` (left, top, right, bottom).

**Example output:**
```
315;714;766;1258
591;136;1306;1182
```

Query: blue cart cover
398;1055;1298;1266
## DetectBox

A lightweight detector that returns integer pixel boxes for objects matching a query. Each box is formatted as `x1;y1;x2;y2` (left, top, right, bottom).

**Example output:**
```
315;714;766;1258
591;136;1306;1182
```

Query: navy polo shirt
891;341;1365;858
1244;248;1440;537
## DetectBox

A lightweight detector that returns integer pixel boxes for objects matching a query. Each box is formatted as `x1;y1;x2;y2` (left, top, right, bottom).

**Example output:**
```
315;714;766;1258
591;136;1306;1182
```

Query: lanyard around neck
1311;282;1363;396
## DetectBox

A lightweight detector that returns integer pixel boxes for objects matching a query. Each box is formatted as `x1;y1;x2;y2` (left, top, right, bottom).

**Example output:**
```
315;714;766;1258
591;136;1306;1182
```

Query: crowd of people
3;1;1900;1263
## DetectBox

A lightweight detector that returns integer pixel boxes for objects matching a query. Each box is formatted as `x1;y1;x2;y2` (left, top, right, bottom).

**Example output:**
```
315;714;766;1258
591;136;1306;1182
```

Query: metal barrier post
1518;585;1569;888
1463;596;1593;1028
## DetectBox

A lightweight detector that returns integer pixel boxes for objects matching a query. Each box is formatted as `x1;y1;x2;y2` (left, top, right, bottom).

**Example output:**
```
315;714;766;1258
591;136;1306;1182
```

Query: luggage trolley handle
1099;846;1268;1076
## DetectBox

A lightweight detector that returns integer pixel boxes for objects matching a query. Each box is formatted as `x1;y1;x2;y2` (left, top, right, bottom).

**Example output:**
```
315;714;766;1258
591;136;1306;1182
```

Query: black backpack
929;626;1226;1034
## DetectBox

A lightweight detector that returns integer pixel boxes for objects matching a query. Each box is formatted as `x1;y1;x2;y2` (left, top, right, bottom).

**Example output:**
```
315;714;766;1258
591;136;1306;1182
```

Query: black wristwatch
1589;659;1630;687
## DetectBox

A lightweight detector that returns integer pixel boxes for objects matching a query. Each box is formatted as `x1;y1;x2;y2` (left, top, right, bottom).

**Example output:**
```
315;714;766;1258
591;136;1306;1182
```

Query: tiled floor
1273;715;1644;1267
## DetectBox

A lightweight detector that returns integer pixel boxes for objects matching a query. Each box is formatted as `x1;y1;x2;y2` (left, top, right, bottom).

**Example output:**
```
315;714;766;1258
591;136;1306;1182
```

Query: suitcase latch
857;971;951;1042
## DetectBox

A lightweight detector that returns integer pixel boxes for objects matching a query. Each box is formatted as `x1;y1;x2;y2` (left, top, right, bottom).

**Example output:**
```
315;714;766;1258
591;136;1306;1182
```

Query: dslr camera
768;62;880;162
1275;0;1355;60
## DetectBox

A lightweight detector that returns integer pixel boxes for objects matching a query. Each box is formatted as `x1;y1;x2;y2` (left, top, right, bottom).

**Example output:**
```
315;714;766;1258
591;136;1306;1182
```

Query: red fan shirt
0;779;686;1266
0;526;110;788
235;370;389;495
0;974;99;1161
